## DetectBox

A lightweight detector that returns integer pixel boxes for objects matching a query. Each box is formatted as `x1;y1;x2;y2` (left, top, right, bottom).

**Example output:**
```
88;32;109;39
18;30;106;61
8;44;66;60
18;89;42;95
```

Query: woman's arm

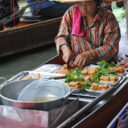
55;7;76;63
94;12;121;61
55;8;73;55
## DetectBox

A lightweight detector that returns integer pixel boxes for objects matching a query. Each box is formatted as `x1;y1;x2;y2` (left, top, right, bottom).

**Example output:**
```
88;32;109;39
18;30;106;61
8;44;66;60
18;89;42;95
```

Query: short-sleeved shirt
55;6;121;61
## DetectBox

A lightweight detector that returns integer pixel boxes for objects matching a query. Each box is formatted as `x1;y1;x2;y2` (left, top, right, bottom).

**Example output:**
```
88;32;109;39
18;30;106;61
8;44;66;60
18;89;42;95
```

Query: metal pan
0;79;70;111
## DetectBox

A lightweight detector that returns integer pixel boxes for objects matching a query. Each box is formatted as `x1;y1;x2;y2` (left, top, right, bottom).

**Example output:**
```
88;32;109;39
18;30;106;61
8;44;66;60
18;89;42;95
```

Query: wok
0;78;70;111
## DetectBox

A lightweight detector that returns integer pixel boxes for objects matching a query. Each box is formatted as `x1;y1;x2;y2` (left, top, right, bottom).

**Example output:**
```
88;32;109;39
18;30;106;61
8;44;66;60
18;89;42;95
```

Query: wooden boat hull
38;55;128;128
74;83;128;128
0;17;61;58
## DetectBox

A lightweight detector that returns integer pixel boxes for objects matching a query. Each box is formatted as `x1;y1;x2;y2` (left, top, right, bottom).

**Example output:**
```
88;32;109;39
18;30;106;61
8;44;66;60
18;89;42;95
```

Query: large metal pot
0;79;70;111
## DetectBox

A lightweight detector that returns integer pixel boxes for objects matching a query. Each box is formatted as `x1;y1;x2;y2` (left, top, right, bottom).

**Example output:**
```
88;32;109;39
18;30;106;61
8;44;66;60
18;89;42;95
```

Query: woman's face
77;0;97;17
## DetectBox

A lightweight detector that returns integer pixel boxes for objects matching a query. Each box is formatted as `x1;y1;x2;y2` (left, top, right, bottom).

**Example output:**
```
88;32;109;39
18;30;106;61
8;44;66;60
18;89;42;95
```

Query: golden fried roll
88;67;98;75
82;68;88;75
90;83;99;90
84;76;90;81
100;76;110;81
103;84;109;89
68;81;84;88
109;76;119;82
115;67;125;74
34;73;41;79
89;75;93;81
84;75;93;81
91;83;98;86
90;83;109;91
21;76;32;80
108;66;125;74
63;64;68;69
108;67;114;71
56;64;72;74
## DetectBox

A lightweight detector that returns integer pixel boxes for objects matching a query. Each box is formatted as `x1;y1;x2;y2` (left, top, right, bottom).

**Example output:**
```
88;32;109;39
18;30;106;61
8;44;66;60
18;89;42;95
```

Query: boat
0;17;61;58
37;55;128;128
0;0;62;58
1;55;128;128
0;0;127;126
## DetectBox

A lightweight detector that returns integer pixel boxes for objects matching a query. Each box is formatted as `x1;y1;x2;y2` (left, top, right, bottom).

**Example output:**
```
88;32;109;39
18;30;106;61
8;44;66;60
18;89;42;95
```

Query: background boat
0;17;61;58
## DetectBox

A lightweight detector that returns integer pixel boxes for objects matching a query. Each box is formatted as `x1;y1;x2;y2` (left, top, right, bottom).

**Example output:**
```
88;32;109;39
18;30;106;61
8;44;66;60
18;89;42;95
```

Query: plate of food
86;83;111;93
80;81;111;93
55;64;74;74
20;71;66;80
99;75;120;84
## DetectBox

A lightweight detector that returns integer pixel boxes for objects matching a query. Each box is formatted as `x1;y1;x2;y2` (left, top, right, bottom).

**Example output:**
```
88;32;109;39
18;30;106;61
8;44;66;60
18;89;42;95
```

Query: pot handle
0;77;7;82
64;90;76;99
0;77;7;87
0;71;29;88
8;71;29;82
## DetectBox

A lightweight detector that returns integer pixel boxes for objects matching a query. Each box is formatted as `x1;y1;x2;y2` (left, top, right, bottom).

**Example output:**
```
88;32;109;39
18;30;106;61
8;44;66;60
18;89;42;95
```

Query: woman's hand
72;50;96;68
72;52;87;68
61;44;73;63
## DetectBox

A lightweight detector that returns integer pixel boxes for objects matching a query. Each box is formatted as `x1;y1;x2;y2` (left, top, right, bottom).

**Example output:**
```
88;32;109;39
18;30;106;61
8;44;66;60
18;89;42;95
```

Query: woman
55;0;121;68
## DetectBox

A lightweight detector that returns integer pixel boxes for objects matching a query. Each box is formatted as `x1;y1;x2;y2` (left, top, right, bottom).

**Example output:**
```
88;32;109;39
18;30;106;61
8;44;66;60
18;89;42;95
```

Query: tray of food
20;71;65;80
54;60;126;93
18;64;64;80
19;61;126;95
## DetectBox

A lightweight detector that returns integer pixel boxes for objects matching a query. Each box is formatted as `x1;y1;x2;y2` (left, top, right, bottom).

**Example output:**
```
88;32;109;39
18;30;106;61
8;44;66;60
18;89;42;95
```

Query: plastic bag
0;99;79;128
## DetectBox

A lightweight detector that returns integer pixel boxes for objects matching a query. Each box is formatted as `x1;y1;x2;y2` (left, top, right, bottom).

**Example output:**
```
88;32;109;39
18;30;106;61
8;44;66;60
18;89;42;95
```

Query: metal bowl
0;79;70;110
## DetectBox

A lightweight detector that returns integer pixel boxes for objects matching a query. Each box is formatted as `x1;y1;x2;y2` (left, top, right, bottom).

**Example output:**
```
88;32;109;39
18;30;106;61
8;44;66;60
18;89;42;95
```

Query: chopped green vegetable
65;68;84;83
97;60;110;68
93;68;117;83
97;60;116;69
80;80;91;92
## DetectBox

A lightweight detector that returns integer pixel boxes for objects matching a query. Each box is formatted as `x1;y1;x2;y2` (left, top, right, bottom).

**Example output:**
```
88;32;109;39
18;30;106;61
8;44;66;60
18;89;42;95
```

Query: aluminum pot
0;79;70;111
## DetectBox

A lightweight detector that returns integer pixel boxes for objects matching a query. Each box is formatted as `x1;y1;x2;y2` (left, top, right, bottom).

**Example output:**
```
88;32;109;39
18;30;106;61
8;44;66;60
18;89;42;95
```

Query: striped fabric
55;6;121;62
117;108;128;128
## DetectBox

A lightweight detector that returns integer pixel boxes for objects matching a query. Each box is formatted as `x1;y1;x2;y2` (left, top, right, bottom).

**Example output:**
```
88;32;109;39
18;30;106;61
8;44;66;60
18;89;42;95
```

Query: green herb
80;80;91;92
93;68;117;83
97;60;110;68
65;68;84;83
97;60;116;69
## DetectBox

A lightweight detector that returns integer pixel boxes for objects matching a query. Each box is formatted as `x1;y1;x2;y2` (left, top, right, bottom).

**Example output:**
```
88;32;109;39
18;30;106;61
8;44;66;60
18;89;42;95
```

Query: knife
46;75;66;79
